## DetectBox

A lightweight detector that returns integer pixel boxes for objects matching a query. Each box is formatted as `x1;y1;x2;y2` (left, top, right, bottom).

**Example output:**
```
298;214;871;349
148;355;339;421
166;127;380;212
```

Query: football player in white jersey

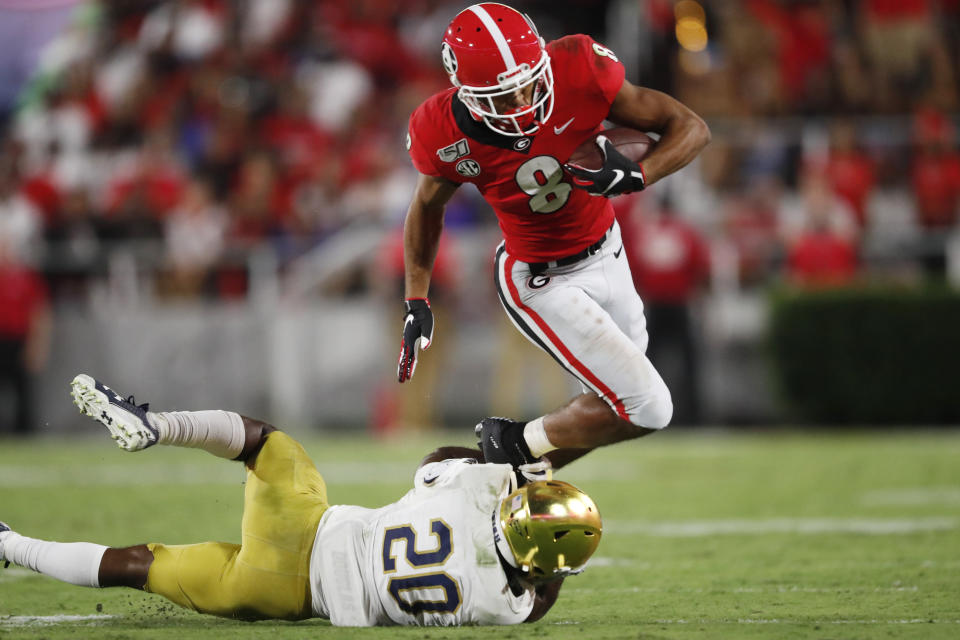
0;375;601;627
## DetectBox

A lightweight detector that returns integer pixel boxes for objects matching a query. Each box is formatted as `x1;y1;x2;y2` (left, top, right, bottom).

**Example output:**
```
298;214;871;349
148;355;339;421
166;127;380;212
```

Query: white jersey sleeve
413;457;495;490
309;461;533;626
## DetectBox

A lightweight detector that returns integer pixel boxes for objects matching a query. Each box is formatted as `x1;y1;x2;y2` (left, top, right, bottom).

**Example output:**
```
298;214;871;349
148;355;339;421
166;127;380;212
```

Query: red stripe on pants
502;254;629;421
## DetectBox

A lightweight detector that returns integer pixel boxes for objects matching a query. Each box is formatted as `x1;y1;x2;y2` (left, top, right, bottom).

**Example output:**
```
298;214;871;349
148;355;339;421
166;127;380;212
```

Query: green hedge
768;286;960;424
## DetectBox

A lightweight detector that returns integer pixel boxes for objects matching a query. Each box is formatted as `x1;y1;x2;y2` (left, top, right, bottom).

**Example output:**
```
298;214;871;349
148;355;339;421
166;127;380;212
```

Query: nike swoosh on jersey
553;117;575;135
614;245;623;258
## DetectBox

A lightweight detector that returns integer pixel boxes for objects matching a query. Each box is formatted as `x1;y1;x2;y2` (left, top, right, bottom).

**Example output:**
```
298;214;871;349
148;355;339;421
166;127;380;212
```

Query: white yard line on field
588;558;960;572
636;619;960;625
861;487;960;506
731;585;919;593
0;461;641;486
0;462;416;487
0;615;116;627
581;556;641;568
0;567;35;583
605;516;958;536
0;465;241;486
568;585;920;594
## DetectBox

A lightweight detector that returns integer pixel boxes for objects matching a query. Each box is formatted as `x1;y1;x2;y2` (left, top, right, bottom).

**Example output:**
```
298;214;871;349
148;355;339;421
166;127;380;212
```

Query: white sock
523;416;557;458
2;532;106;588
149;410;246;459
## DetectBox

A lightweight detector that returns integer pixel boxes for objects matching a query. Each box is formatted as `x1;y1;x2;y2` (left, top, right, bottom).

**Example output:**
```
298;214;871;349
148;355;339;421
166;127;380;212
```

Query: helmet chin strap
492;507;520;568
492;472;523;570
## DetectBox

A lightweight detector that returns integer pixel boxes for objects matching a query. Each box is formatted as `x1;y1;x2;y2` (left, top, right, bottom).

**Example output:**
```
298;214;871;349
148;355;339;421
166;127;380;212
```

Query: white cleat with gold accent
71;374;158;451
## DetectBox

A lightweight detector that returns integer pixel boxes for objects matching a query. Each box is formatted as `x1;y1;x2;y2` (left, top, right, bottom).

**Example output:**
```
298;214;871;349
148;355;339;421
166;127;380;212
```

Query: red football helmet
441;3;554;137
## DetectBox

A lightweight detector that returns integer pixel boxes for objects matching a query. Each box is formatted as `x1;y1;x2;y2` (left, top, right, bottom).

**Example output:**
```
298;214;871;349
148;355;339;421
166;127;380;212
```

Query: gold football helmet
497;480;602;583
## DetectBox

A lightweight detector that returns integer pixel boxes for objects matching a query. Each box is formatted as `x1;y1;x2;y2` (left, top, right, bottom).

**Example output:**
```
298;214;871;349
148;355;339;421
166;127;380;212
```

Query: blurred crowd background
1;0;959;435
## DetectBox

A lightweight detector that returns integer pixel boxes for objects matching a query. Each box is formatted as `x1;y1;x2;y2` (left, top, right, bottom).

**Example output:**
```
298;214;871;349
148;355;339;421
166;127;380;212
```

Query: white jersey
308;460;535;626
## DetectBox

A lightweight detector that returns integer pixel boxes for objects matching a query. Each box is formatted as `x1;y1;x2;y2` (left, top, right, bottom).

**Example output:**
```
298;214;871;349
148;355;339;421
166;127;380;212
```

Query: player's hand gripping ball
397;298;434;383
565;128;653;197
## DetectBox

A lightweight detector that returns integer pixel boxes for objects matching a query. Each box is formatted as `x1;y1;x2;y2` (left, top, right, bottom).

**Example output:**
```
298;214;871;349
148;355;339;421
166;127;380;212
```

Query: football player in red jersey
397;3;710;471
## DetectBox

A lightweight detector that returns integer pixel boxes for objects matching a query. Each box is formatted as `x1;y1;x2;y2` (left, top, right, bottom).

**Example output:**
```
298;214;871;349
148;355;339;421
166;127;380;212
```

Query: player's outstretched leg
477;394;656;471
2;521;162;593
0;520;111;587
71;373;261;461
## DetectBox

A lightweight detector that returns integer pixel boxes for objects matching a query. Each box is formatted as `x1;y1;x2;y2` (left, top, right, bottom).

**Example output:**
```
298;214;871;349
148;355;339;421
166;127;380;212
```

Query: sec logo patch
456;159;481;177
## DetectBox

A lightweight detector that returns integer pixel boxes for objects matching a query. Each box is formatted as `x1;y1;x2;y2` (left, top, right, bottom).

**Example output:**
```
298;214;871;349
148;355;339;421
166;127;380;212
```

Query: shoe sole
70;374;154;451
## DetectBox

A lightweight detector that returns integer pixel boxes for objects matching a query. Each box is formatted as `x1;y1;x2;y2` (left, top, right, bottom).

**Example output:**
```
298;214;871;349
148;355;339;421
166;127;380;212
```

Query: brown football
567;127;654;170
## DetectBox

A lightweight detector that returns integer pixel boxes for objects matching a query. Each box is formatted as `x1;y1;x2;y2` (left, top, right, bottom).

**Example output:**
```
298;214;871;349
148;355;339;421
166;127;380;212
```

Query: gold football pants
144;432;329;620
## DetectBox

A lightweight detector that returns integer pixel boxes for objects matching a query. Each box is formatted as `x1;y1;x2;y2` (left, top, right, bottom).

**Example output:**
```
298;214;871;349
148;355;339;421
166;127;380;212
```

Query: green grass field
2;427;959;639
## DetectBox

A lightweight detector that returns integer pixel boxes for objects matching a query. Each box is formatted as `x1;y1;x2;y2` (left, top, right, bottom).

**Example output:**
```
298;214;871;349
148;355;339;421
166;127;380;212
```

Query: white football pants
494;220;673;429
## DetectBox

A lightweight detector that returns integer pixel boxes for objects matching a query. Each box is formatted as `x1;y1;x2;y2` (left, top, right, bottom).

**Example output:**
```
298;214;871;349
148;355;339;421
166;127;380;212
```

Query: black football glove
564;134;646;196
397;298;434;383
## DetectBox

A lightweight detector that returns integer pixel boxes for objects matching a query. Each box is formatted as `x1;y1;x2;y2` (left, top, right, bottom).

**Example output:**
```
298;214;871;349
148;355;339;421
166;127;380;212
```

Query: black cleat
475;417;537;467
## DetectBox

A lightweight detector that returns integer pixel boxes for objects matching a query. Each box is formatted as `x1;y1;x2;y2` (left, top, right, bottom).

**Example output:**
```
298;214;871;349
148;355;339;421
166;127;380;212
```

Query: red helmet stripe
468;4;517;71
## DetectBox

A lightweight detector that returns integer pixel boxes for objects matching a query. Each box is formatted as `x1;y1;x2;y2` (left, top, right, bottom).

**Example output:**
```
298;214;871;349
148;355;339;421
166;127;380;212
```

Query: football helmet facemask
442;3;554;137
494;479;602;585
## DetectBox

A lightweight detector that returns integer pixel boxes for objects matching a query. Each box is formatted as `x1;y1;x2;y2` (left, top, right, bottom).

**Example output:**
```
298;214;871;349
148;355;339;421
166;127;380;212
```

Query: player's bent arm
525;578;564;623
403;173;460;298
607;81;710;186
418;446;483;467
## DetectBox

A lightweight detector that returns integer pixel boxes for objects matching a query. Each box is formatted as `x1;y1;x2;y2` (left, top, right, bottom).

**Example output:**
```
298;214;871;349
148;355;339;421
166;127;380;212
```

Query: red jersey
0;264;48;339
407;35;625;263
787;231;857;288
912;152;960;229
625;214;709;304
826;152;875;227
